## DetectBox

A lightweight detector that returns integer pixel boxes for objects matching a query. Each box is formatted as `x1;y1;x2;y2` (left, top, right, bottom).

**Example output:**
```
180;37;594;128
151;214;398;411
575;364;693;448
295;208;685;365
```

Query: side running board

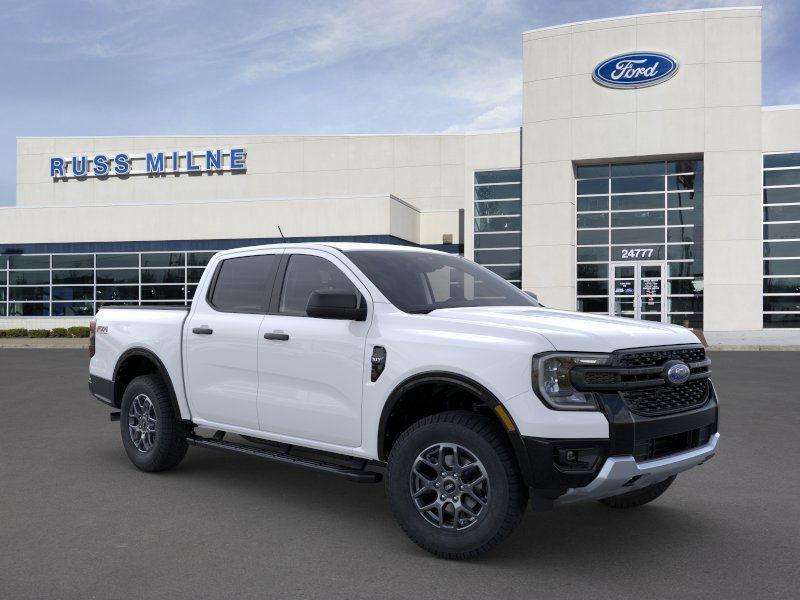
186;435;382;483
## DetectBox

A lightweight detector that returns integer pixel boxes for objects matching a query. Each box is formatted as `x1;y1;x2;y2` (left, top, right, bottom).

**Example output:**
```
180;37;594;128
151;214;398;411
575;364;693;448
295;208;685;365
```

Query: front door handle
264;332;290;341
192;327;213;335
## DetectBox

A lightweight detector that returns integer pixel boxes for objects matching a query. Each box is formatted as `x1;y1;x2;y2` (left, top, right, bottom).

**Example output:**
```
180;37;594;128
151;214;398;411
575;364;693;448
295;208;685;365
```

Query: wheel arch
113;348;183;422
377;371;533;481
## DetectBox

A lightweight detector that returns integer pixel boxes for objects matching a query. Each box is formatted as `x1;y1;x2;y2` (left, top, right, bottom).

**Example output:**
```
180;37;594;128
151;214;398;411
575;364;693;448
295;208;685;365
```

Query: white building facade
2;7;799;342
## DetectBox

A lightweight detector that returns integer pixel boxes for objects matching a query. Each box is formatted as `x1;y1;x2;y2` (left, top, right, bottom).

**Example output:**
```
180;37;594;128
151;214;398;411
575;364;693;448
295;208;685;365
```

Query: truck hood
425;306;700;353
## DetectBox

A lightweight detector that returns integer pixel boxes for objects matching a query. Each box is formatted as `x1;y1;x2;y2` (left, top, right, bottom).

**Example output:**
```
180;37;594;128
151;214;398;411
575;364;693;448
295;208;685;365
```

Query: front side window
279;254;359;316
209;254;278;313
345;250;537;314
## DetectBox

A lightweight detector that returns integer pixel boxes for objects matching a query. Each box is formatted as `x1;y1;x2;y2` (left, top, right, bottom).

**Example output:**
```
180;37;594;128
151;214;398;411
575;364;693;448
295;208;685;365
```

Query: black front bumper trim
521;382;719;500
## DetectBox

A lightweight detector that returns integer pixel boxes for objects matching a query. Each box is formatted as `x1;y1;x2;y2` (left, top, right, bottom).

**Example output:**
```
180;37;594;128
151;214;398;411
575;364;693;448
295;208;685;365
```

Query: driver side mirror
306;290;367;321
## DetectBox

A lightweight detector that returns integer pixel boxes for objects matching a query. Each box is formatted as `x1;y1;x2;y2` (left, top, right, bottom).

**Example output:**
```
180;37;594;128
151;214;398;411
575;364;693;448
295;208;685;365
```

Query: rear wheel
598;475;676;509
386;411;528;560
120;374;189;472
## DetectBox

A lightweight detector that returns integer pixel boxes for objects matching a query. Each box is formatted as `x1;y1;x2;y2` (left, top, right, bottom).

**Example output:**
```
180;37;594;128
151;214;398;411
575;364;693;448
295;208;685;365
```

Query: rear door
184;250;282;430
256;250;370;447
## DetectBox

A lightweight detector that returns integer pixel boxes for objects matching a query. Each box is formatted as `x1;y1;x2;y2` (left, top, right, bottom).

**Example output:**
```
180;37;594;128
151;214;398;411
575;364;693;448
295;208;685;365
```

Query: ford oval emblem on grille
664;361;691;386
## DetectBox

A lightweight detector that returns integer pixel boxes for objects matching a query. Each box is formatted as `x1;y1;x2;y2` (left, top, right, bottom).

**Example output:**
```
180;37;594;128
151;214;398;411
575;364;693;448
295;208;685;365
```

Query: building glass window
575;159;704;328
763;152;800;328
141;252;186;268
96;254;138;268
474;169;522;287
9;255;49;270
0;250;221;318
52;254;94;269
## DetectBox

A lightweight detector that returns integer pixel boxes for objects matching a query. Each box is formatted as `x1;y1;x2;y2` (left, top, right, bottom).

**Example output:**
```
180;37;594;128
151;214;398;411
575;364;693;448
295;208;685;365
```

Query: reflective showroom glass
474;169;522;287
763;153;800;328
575;159;704;328
0;251;216;317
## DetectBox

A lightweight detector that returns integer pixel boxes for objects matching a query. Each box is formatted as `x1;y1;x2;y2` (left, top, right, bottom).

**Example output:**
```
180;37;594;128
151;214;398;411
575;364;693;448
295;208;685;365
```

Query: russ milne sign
50;148;246;179
593;52;678;89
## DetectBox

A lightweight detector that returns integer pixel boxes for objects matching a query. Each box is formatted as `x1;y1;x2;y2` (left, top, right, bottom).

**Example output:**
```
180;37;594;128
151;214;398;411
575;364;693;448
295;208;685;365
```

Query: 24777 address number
620;247;655;259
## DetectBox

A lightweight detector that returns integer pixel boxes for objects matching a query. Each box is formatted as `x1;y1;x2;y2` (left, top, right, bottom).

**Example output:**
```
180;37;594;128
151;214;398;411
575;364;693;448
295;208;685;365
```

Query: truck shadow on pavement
135;438;727;566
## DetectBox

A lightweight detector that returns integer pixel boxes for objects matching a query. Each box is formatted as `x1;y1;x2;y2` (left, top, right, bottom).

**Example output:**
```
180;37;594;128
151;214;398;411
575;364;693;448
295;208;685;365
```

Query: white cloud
442;103;521;132
438;54;522;132
237;0;506;82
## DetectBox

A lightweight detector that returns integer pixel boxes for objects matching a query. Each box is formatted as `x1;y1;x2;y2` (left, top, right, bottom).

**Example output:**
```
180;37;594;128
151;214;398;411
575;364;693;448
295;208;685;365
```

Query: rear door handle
192;327;213;335
264;332;289;341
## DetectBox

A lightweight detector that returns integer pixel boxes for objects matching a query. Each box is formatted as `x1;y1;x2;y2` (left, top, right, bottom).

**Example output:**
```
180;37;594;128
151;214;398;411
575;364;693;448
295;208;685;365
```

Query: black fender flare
113;348;184;422
377;371;533;484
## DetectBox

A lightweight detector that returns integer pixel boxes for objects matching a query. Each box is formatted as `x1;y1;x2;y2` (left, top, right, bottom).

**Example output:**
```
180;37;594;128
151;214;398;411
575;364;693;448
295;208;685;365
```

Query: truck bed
91;305;192;417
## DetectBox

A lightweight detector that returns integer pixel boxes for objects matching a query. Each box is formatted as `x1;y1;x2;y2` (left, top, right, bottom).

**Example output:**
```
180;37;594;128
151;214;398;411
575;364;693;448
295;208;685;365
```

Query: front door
610;262;666;322
256;250;370;448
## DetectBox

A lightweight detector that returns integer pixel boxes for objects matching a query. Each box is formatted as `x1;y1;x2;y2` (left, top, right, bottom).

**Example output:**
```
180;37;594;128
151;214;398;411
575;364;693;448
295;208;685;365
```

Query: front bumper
519;380;719;502
559;432;719;503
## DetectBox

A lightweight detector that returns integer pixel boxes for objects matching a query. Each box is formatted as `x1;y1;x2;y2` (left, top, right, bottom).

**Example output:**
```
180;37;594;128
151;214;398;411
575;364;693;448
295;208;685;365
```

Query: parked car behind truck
89;242;719;559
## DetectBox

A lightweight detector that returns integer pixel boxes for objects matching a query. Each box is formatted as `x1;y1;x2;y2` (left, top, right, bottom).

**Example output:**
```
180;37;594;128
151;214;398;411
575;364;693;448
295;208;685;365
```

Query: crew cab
89;242;719;559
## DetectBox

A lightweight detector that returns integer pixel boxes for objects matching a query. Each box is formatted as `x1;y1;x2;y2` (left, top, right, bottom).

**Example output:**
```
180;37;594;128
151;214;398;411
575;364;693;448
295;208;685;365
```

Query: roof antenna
277;225;285;240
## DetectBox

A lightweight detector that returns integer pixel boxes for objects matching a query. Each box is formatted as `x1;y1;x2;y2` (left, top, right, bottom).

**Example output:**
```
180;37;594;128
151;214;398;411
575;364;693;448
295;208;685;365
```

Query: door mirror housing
306;290;367;321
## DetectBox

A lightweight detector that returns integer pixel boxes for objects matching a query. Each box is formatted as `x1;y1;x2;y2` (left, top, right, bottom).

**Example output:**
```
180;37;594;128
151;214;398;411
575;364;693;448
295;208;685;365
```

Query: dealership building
2;6;799;343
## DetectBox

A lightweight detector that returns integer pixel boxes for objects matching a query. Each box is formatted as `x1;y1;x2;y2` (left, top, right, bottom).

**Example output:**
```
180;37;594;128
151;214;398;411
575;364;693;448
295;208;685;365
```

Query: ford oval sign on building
593;52;679;89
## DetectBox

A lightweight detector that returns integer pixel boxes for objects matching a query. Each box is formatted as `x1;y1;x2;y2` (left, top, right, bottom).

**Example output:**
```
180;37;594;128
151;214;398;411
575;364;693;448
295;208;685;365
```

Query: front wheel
386;411;528;560
120;374;189;472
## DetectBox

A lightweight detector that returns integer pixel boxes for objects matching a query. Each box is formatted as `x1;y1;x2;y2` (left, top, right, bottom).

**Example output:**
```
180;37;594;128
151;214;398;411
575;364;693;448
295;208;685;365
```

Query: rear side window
279;254;359;316
209;254;278;313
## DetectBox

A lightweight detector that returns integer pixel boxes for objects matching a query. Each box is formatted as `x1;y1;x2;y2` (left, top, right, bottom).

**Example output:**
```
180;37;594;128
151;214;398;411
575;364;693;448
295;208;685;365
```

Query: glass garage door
576;159;704;328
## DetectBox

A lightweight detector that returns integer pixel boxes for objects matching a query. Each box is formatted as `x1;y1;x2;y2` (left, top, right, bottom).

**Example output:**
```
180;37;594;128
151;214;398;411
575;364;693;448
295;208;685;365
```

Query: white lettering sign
621;248;655;259
610;59;661;81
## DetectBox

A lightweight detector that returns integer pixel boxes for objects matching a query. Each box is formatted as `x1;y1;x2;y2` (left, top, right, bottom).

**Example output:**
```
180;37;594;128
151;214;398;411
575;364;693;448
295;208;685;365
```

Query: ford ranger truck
89;243;719;559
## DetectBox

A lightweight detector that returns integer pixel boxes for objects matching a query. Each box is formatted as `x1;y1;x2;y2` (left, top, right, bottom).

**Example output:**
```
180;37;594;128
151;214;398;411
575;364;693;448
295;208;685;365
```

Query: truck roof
213;241;445;257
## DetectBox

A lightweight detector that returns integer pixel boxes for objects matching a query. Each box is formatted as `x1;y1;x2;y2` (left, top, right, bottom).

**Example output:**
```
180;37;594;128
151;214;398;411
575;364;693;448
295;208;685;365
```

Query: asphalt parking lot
1;349;799;599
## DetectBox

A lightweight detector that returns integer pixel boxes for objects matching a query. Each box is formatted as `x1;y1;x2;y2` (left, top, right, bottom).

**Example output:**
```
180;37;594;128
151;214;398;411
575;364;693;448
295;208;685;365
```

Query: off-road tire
598;475;676;509
386;411;528;560
120;374;189;472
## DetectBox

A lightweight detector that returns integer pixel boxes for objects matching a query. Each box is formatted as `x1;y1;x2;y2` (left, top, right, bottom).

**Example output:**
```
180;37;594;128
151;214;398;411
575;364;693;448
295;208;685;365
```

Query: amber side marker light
493;405;516;432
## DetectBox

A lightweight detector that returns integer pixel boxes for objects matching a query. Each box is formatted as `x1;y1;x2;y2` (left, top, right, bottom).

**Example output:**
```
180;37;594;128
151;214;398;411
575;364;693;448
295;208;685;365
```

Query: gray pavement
1;349;798;599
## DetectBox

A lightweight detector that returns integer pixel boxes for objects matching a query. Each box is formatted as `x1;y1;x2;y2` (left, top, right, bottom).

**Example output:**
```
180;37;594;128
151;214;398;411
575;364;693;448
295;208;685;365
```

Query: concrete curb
0;339;89;349
707;345;800;351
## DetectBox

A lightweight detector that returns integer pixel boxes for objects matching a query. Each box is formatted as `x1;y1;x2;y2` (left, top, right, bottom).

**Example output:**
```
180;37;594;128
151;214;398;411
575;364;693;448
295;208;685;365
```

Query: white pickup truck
89;242;719;559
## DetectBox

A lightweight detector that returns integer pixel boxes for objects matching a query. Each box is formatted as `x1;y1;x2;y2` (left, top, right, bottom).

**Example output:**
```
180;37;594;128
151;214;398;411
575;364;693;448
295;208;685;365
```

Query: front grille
571;345;712;417
633;425;713;462
617;346;706;368
583;371;618;386
621;379;709;416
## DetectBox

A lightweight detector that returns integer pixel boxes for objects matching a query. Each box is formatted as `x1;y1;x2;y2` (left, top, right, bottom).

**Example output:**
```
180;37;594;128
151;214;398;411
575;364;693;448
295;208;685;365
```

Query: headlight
531;353;611;411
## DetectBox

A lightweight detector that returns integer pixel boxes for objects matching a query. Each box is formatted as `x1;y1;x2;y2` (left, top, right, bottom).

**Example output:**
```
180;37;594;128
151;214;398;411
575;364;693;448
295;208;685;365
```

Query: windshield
344;250;538;314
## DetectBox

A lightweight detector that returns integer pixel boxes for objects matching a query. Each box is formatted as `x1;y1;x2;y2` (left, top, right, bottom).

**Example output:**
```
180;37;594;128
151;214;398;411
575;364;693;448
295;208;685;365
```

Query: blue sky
1;0;798;206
